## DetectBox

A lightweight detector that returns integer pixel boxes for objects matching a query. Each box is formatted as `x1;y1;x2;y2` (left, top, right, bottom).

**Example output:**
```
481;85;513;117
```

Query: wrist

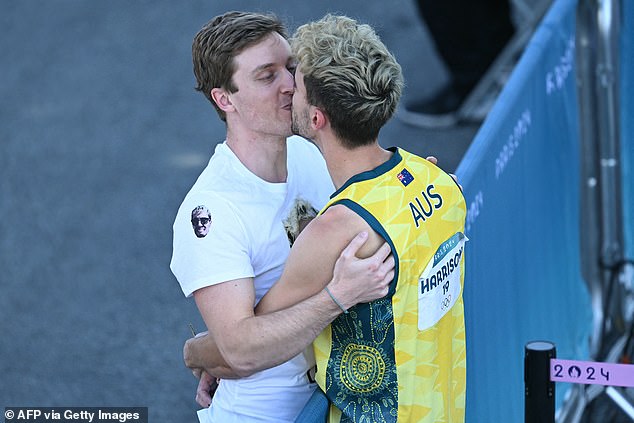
324;286;349;314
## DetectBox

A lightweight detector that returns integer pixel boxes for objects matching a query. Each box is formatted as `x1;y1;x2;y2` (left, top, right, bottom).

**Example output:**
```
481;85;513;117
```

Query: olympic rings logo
441;295;452;310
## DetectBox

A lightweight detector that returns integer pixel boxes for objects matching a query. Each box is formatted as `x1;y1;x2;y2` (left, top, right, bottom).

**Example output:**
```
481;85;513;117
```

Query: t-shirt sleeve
170;193;253;297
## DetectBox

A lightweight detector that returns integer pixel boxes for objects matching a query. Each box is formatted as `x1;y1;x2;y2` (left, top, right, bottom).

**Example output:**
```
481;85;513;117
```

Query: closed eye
258;72;275;82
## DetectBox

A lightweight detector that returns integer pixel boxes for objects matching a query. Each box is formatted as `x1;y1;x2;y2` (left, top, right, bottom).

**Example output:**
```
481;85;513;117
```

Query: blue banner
455;0;594;421
622;0;633;260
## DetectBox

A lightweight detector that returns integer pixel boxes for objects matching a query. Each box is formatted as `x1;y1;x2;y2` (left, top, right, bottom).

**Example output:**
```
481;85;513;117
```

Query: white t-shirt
171;136;334;422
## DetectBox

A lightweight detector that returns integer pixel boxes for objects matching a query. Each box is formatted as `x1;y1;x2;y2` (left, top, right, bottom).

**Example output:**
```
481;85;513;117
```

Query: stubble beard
291;107;311;140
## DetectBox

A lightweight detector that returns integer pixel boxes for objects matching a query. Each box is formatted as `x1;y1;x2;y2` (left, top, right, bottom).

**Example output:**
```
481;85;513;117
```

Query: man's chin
291;129;314;145
290;126;304;139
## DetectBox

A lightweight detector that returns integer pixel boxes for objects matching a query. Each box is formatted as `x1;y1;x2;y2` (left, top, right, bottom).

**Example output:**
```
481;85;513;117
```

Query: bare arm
186;275;338;378
184;206;393;377
187;274;346;377
256;205;389;314
184;331;237;379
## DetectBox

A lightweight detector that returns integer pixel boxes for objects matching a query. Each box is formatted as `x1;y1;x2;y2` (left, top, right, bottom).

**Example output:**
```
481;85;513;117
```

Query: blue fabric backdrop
454;0;599;420
622;0;633;260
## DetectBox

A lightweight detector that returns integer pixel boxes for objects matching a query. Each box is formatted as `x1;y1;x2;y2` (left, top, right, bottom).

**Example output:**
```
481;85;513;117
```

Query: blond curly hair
291;15;403;147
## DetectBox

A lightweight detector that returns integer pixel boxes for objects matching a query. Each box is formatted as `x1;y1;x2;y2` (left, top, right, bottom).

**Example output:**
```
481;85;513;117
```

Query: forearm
190;231;392;378
232;232;391;375
216;289;342;376
184;334;241;379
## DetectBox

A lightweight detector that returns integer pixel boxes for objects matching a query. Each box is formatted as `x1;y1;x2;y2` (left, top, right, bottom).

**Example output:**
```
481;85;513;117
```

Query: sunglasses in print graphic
191;205;212;238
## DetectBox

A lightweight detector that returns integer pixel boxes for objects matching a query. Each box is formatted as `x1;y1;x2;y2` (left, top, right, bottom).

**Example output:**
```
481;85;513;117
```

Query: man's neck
225;127;288;183
321;137;392;189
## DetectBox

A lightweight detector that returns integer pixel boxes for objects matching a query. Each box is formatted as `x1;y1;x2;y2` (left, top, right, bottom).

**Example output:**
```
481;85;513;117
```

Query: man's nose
281;69;295;94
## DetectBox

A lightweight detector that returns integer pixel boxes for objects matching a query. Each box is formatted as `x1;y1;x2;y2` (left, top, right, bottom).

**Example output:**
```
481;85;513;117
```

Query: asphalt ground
0;1;478;421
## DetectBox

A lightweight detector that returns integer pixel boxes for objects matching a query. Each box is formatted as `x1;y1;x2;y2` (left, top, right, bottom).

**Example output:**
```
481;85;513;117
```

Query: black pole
525;341;556;423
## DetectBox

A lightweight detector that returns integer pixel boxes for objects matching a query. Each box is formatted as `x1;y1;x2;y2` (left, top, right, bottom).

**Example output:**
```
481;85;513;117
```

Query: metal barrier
576;0;626;361
556;0;634;420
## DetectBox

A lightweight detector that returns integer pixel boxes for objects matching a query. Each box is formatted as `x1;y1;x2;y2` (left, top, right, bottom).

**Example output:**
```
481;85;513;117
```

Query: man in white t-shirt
171;12;395;422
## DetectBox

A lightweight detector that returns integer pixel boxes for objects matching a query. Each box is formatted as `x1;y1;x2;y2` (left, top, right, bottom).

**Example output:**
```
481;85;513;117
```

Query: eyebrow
250;63;276;77
250;56;296;77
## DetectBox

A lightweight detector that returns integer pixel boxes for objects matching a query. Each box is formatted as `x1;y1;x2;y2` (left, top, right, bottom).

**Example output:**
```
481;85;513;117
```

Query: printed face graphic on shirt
191;206;211;238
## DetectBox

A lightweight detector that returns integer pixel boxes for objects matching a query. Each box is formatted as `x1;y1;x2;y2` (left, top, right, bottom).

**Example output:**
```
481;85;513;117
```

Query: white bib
418;232;468;330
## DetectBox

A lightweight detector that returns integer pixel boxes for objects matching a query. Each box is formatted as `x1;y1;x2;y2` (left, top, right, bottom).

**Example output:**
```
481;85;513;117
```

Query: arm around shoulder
256;205;394;314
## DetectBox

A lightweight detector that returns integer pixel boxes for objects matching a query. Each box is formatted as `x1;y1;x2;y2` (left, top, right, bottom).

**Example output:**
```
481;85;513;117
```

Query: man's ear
211;88;235;114
311;107;328;131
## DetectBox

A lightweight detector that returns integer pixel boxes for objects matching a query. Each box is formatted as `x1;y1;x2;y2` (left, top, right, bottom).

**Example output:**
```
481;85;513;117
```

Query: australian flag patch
397;168;414;186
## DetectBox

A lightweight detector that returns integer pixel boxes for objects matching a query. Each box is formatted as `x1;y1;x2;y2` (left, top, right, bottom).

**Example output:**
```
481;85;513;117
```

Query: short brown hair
192;11;287;121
